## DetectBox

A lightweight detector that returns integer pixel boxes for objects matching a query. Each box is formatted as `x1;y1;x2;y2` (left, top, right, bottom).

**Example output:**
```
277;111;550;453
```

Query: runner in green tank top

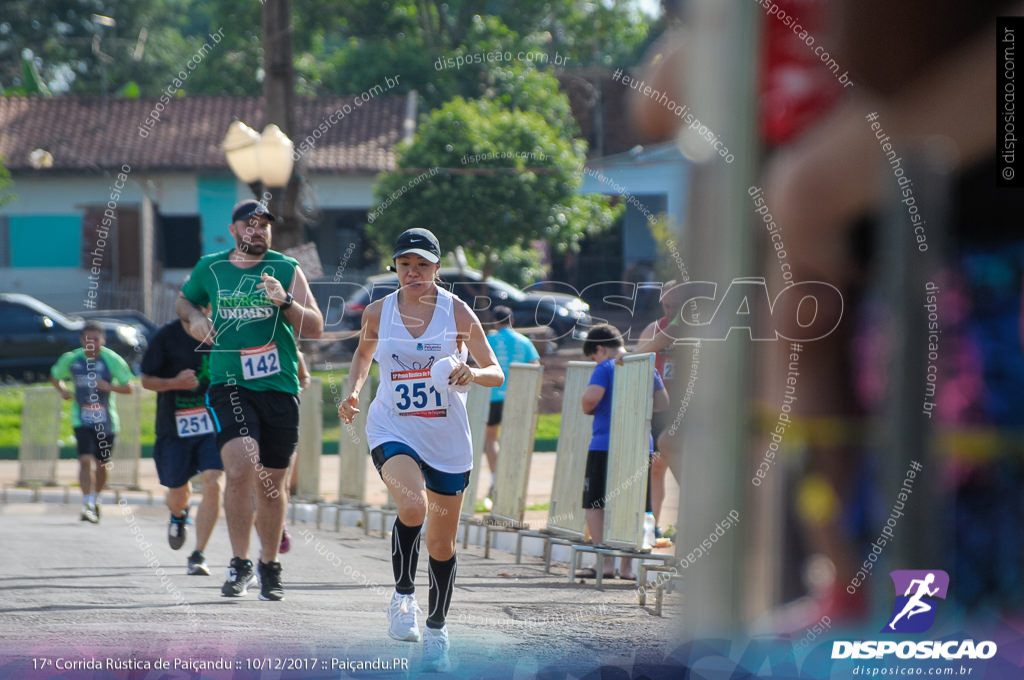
177;199;323;601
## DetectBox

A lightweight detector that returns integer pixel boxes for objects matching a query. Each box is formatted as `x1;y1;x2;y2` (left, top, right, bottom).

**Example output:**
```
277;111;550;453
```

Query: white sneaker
422;626;451;672
80;504;98;524
387;591;421;642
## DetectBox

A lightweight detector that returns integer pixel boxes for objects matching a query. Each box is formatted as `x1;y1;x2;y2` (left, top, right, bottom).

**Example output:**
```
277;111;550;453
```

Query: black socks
392;517;457;629
392;518;421;595
427;554;457;629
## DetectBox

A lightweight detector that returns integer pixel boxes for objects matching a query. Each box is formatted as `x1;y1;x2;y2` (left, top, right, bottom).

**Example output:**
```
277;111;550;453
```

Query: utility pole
261;0;302;249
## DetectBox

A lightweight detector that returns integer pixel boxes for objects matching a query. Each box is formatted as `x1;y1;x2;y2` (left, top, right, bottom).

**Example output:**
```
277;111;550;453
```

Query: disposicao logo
883;569;948;634
832;569;997;661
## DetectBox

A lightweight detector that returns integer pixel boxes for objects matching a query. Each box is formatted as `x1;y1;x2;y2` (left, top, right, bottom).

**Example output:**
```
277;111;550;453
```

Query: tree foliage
1;0;653;99
0;155;16;208
366;91;620;286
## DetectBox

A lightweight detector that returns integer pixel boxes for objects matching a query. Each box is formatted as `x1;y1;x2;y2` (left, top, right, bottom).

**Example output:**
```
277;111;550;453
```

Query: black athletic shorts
207;383;299;469
582;450;653;512
651;410;672;442
486;401;504;427
74;426;116;463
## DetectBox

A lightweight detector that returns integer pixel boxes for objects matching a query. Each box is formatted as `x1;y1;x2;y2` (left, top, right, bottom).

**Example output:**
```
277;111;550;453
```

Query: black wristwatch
279;293;294;311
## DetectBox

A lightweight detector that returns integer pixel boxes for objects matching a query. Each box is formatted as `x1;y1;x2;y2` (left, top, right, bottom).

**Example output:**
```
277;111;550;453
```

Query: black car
316;268;591;348
75;309;158;345
0;293;148;383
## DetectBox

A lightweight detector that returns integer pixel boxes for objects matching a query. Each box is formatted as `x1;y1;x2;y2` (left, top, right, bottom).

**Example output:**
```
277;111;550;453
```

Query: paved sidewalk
0;451;680;533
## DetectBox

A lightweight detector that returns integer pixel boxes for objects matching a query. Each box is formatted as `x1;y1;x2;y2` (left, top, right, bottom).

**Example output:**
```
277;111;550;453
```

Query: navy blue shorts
370;442;471;496
153;433;222;489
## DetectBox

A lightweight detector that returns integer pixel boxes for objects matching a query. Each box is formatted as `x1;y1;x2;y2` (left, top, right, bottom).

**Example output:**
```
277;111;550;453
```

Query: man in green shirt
177;199;323;601
50;321;135;523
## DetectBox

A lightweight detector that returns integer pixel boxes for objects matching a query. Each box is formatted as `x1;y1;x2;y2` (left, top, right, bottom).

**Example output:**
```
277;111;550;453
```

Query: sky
637;0;662;17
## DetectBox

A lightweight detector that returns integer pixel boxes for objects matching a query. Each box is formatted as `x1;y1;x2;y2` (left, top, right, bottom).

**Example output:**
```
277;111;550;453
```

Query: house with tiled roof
0;93;413;314
0;84;687;320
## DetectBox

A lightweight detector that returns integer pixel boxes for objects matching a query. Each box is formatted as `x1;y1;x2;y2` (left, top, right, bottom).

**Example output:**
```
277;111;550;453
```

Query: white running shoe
387;591;422;642
80;504;98;524
421;625;451;672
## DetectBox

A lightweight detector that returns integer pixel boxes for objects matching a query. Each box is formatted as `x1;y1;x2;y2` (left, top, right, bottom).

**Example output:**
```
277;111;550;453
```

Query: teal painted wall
10;215;81;267
197;175;237;255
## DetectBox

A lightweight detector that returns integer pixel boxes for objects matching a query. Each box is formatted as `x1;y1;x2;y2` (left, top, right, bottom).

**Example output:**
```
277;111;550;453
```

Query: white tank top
366;287;473;473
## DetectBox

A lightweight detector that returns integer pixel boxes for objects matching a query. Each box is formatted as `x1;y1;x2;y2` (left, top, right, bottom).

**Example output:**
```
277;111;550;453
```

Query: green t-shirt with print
50;346;134;432
180;249;301;393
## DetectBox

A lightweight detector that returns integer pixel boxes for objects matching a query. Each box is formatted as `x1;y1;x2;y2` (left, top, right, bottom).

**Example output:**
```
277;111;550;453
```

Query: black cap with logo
392;228;441;263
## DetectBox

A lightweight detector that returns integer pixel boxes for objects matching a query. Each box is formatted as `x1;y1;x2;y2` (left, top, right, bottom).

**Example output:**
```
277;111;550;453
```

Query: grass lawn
0;365;564;457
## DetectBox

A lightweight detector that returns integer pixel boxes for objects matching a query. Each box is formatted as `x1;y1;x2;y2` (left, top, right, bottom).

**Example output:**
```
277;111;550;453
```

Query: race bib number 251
175;407;214;437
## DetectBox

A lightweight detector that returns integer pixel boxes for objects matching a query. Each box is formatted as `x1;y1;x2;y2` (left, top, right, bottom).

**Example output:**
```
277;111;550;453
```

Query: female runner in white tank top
339;228;503;672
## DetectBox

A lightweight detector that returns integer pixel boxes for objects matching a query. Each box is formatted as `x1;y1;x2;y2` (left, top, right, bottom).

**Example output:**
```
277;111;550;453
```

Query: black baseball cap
232;199;278;223
392;228;441;263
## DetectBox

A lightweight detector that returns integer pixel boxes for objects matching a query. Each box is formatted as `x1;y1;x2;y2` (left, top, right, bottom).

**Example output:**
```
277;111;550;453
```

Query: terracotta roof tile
0;94;407;174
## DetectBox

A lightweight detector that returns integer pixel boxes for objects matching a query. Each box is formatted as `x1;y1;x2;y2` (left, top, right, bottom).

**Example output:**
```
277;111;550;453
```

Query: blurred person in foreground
631;0;1024;626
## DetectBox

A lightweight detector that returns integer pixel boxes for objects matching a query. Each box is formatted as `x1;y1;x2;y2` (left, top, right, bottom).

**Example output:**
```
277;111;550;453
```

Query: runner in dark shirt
141;320;222;576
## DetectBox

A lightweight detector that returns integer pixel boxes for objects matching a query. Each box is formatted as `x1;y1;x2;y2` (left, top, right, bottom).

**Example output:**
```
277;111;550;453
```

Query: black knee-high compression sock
392;518;421;595
426;554;457;629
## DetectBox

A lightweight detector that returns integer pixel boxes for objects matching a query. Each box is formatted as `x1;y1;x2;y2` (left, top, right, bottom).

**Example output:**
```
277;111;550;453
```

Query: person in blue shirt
579;324;668;580
483;306;540;501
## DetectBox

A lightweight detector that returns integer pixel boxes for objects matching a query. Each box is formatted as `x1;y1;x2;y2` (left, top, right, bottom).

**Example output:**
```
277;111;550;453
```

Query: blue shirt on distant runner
588;358;665;452
486;327;540;402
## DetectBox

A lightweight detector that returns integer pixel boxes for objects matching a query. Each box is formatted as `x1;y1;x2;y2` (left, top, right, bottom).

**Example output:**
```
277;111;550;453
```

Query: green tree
303;1;652;107
1;0;653;100
366;92;619;287
0;156;16;208
0;1;190;94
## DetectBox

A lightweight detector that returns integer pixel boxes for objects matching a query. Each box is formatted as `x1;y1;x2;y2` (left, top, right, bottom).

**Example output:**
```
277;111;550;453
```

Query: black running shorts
74;426;115;463
582;450;653;512
486;401;504;427
207;383;299;469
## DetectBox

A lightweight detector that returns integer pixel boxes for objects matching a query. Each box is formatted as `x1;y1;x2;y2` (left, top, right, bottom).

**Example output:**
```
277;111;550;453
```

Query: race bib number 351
175;407;214;438
391;368;448;417
240;344;281;381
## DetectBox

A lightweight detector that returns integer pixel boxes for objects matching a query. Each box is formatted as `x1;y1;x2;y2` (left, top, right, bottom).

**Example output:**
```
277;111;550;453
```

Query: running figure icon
887;572;939;630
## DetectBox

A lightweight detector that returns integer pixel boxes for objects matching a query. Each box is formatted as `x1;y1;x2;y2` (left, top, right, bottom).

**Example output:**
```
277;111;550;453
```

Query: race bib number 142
240;344;281;381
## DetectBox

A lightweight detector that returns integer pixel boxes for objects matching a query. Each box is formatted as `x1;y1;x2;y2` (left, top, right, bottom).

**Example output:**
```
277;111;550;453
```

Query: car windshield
26;298;79;327
484;277;527;302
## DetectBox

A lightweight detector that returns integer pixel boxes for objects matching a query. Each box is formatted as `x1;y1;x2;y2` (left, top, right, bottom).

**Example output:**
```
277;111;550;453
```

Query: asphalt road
0;499;685;679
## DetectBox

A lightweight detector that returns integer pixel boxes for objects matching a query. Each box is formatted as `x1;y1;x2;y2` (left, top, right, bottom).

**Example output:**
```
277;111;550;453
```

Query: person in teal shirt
483;306;540;501
50;321;134;523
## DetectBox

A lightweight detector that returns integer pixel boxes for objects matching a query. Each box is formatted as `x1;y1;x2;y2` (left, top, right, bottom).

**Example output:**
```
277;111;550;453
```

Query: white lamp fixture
222;121;295;188
28;148;53;169
222;121;262;184
256;124;294;187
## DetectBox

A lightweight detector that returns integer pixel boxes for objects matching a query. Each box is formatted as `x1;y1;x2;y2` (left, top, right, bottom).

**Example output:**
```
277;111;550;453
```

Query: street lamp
222;120;303;249
221;120;295;193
